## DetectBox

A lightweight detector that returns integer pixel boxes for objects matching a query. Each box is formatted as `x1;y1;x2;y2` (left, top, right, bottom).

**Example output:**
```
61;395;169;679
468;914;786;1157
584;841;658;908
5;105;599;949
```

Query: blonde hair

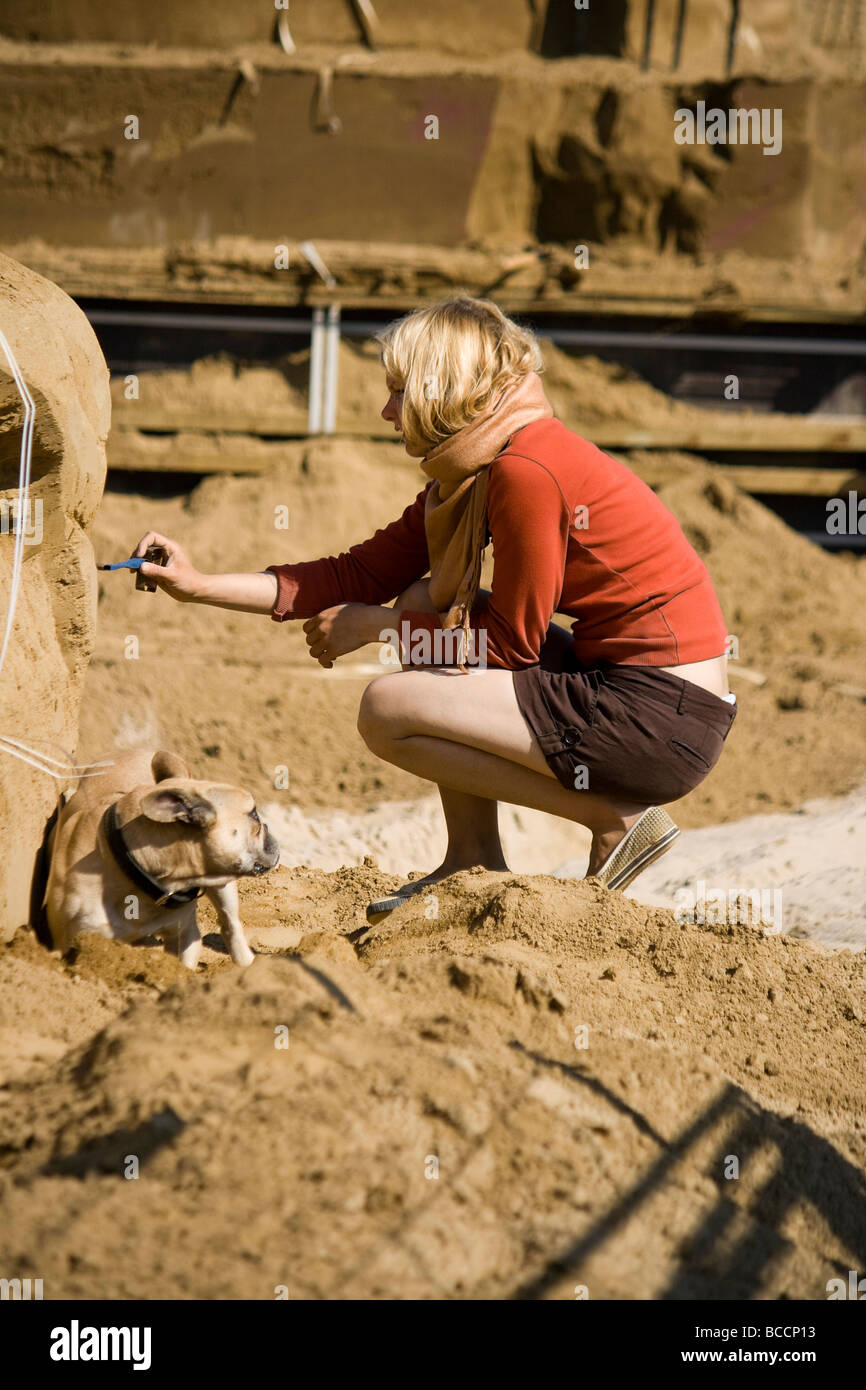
376;294;544;455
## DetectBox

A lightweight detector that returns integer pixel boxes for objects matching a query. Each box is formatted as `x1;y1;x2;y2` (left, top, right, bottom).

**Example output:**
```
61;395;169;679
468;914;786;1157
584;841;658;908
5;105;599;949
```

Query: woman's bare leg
388;585;579;885
392;582;510;886
401;788;510;893
357;667;648;877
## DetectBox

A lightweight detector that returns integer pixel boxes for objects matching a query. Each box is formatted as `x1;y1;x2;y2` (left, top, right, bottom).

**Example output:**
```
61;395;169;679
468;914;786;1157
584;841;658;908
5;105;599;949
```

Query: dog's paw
231;942;256;968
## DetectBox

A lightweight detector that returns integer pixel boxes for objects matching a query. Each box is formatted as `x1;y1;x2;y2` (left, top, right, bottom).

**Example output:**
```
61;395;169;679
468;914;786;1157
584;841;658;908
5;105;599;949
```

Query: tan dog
45;749;279;968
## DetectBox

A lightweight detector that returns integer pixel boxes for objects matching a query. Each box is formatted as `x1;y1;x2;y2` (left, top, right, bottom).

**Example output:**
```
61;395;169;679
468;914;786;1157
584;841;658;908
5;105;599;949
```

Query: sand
3;423;862;1299
2;860;865;1299
249;784;866;950
106;338;720;441
2;0;865;1308
621;789;866;952
5;316;866;1304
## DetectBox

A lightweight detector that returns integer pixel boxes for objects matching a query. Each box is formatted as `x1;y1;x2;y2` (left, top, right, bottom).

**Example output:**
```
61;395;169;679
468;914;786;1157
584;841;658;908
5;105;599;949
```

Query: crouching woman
133;295;736;921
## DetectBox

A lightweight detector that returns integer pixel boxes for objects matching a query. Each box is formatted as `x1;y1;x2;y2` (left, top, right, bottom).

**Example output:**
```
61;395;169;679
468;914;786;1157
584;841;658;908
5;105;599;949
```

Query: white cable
299;240;337;288
0;326;34;679
309;307;325;434
324;303;341;434
0;736;113;778
0;743;78;780
351;0;381;48
0;743;112;783
1;737;82;769
276;11;295;55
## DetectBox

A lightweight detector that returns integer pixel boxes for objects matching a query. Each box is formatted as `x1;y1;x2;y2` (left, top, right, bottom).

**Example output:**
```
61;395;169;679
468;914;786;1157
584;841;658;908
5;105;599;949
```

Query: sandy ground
3;0;866;1306
258;787;866;953
613;792;865;952
2;863;866;1300
4;383;865;1302
262;791;591;880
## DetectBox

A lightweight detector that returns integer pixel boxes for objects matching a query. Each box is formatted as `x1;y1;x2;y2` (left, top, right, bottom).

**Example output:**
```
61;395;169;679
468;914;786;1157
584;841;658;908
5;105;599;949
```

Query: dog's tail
151;749;191;782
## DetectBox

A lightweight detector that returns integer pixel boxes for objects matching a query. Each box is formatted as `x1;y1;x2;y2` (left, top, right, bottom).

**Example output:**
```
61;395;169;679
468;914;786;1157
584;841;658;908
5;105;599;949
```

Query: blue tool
99;544;168;592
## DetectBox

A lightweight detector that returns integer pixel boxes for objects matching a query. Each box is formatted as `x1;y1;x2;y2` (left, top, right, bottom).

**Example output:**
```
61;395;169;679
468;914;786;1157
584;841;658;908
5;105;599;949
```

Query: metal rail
84;307;866;358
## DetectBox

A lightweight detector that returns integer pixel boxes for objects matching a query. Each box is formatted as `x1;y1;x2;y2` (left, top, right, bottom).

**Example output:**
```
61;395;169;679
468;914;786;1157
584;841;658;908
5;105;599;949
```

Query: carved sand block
0;253;110;936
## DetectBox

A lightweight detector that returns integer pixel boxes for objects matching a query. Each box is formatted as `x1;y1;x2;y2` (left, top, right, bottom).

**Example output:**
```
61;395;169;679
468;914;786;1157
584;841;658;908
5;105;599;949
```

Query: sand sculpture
0;253;110;938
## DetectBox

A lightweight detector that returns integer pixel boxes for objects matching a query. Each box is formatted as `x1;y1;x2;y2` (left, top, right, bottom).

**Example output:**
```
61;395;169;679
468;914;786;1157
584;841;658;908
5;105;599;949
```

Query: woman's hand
132;532;205;603
303;604;391;668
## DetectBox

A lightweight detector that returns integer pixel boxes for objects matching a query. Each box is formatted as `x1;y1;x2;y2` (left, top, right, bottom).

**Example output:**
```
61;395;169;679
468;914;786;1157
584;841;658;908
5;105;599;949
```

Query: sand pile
650;462;866;822
79;437;866;831
109;338;726;445
620;789;866;953
114;352;307;422
1;866;864;1299
11;433;866;1294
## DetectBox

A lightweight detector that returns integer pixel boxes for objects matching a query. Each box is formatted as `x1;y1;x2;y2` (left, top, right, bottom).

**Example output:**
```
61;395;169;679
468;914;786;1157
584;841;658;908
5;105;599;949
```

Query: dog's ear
140;787;217;828
151;750;190;783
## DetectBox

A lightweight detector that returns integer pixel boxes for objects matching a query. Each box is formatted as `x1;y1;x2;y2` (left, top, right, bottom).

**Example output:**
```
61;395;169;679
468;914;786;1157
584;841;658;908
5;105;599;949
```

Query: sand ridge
1;866;865;1300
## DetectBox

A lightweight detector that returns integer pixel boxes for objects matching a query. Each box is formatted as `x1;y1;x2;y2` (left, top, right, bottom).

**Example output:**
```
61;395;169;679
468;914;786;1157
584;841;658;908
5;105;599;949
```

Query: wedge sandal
592;806;680;891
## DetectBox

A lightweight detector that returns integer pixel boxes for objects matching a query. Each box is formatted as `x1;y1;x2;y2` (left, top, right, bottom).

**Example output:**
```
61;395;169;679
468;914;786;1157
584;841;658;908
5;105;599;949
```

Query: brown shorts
512;656;737;804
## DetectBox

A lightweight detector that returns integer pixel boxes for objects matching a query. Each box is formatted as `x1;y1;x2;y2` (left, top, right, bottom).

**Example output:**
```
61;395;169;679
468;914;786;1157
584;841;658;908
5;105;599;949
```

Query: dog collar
101;803;204;910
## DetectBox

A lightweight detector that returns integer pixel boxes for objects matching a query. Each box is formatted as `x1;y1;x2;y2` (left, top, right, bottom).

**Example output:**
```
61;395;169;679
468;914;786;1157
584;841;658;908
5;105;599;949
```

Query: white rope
276;11;295;54
351;0;381;48
0;326;34;678
0;736;113;780
0;742;79;781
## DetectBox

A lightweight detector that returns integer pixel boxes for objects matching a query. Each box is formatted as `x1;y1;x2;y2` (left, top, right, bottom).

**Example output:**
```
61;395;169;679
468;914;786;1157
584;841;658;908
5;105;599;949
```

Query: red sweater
267;418;729;670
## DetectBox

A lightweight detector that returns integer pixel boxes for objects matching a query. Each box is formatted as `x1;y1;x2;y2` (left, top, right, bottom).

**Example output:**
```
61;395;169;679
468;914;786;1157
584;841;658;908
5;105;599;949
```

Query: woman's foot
587;816;644;876
401;851;510;896
587;807;680;891
366;853;510;924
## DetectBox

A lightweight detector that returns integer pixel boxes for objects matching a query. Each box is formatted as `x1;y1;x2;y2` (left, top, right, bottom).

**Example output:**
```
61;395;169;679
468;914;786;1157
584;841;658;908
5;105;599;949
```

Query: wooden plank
76;284;866;323
111;408;308;435
9;240;866;325
106;432;301;474
106;429;865;493
108;410;866;453
691;465;862;495
630;463;861;495
589;419;866;453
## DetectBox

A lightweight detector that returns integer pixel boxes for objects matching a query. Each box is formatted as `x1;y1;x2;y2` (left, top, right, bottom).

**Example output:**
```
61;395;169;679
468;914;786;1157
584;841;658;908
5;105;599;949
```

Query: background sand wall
1;57;863;264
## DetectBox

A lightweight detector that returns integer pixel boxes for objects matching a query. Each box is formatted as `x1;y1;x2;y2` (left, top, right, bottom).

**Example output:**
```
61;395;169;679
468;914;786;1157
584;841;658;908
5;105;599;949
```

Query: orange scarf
420;371;553;659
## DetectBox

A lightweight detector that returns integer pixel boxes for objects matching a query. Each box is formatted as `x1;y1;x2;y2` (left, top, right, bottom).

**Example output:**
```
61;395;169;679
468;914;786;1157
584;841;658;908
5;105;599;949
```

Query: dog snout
253;827;280;874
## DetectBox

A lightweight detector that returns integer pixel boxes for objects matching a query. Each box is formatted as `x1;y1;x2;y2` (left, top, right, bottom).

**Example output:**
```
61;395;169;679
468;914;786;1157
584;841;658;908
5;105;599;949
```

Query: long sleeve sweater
266;418;729;670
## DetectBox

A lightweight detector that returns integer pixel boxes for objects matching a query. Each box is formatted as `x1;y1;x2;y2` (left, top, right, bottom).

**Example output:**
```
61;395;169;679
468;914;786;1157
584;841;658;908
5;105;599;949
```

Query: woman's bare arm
193;571;279;613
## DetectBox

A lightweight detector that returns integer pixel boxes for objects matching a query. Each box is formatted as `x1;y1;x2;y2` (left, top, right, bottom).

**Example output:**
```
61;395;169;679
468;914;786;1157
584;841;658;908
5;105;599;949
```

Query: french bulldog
45;748;279;968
